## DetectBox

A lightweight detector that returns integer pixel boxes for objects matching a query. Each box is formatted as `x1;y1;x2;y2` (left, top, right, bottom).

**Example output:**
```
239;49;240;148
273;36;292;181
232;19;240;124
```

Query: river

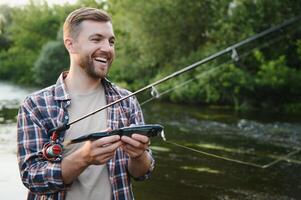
0;82;300;199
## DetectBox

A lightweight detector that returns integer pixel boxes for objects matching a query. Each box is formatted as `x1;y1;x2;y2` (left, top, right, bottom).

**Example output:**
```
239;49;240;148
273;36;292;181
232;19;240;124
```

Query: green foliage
283;102;301;114
254;52;301;109
33;40;69;86
297;40;301;57
0;0;300;111
256;55;288;89
0;0;73;84
0;5;12;50
168;63;253;109
109;0;227;90
108;0;301;111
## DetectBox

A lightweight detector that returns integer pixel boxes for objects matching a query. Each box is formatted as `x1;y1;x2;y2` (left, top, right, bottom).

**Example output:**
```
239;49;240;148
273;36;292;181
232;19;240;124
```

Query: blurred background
0;0;300;199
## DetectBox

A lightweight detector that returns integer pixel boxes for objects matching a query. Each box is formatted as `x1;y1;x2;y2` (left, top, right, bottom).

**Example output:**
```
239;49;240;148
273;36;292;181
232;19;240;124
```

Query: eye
91;37;101;42
109;39;115;46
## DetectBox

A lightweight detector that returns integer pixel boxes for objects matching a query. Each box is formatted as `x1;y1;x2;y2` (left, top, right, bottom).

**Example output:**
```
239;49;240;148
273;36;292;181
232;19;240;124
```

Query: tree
0;0;72;84
108;0;301;110
33;40;69;86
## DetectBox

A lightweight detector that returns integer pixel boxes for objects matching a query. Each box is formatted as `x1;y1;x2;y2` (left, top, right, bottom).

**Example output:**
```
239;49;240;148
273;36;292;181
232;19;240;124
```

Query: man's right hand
62;134;121;184
80;135;121;165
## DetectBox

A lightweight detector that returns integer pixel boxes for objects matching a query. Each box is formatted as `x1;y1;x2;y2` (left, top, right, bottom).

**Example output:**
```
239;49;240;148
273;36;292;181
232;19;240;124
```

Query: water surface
0;83;300;199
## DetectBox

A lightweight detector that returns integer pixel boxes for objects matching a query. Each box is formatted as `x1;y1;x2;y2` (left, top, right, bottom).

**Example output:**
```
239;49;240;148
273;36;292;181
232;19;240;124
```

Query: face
72;20;115;79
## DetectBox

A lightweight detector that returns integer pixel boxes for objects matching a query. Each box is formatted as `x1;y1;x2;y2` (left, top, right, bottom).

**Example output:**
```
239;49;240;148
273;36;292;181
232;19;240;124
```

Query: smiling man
17;7;154;200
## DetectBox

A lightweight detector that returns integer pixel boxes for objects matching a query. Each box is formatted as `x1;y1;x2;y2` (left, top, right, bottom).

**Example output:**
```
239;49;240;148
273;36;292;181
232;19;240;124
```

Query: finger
92;141;122;156
93;152;115;165
121;145;138;156
102;141;122;153
131;134;150;144
121;136;144;148
122;145;145;158
122;140;147;152
93;135;120;147
121;138;149;150
98;151;115;161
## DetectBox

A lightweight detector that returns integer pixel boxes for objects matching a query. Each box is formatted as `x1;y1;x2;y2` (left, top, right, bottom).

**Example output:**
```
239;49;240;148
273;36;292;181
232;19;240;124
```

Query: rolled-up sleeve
17;99;65;194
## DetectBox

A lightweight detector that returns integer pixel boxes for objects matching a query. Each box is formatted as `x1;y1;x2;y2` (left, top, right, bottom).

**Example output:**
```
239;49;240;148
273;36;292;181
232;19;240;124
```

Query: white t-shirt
63;84;112;200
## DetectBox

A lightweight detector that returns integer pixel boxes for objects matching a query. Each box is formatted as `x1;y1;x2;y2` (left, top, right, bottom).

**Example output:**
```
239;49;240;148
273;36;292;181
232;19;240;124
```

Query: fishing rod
139;30;301;168
140;21;301;106
43;14;301;163
64;14;301;128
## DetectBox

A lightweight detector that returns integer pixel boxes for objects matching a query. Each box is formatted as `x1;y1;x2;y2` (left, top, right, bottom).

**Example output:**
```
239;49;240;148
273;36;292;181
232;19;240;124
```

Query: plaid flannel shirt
17;72;154;200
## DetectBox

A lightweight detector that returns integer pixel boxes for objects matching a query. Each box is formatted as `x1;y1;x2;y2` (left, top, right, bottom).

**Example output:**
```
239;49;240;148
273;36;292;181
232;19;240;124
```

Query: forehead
77;20;115;38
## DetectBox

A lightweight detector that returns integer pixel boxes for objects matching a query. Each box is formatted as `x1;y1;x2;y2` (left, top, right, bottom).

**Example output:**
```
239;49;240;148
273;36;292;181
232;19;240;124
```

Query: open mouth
94;57;108;64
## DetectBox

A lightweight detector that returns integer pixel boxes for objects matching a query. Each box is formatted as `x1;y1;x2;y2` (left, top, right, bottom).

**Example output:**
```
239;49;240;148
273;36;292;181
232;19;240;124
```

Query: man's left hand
120;134;150;159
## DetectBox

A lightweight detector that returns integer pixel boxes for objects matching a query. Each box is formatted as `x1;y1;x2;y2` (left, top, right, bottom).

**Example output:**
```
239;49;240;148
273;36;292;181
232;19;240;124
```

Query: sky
0;0;77;7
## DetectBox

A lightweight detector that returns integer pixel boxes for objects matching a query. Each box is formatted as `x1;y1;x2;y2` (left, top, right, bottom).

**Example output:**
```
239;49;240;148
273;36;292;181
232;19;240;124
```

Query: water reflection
0;81;34;101
132;102;301;200
180;166;222;174
0;82;34;154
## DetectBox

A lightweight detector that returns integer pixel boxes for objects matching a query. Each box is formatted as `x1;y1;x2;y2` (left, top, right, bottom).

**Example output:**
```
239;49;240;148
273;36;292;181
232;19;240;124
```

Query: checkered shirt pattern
17;72;154;200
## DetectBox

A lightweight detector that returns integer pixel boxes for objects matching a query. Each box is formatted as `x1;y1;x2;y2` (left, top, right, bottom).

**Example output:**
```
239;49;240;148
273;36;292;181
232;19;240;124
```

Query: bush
33;41;69;86
254;52;301;108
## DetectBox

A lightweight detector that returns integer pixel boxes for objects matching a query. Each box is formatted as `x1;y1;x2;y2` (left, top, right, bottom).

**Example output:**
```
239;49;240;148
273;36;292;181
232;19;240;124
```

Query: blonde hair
63;7;111;39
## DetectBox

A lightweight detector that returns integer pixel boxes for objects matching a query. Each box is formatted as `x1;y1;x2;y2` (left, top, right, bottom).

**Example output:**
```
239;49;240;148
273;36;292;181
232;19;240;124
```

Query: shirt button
65;116;69;120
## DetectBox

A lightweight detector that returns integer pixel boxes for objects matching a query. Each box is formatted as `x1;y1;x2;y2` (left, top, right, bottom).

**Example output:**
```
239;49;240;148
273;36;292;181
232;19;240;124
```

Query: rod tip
160;130;166;141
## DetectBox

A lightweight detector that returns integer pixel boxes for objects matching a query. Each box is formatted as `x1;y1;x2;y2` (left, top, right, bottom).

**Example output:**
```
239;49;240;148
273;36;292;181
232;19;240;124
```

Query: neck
65;63;102;95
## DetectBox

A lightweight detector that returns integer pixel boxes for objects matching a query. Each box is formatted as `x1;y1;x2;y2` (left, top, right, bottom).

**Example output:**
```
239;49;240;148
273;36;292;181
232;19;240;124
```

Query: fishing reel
42;142;63;161
42;124;69;161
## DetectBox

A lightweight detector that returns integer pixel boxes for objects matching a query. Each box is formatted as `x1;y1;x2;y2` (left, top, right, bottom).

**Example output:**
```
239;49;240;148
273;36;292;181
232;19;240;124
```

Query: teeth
94;57;107;63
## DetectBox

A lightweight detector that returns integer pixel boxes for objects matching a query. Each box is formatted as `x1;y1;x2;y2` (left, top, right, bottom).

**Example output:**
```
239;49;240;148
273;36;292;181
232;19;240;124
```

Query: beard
78;54;109;79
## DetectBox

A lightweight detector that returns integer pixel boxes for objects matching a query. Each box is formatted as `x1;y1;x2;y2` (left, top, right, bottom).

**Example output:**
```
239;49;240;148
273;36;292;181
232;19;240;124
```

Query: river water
0;82;300;199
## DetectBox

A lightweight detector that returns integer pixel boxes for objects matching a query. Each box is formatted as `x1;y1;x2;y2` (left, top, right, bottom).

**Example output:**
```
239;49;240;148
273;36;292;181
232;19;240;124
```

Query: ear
64;37;77;54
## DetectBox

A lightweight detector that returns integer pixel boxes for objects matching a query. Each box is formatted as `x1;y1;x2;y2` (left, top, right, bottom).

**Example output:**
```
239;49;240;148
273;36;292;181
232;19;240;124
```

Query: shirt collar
54;71;70;101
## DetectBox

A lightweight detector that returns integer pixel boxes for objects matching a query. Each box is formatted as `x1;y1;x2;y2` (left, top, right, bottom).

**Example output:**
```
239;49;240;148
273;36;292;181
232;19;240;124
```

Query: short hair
63;7;112;39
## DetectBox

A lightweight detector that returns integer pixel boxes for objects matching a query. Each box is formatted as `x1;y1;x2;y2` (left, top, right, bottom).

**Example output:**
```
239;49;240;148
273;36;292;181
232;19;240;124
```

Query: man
17;7;154;200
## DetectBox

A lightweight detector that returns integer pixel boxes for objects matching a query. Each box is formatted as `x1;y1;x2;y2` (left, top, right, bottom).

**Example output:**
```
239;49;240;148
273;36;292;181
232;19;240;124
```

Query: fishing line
139;27;301;168
165;141;301;168
140;23;301;106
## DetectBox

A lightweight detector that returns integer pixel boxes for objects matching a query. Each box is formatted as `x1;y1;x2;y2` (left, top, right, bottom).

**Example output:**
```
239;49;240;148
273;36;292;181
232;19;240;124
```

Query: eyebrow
89;33;115;41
